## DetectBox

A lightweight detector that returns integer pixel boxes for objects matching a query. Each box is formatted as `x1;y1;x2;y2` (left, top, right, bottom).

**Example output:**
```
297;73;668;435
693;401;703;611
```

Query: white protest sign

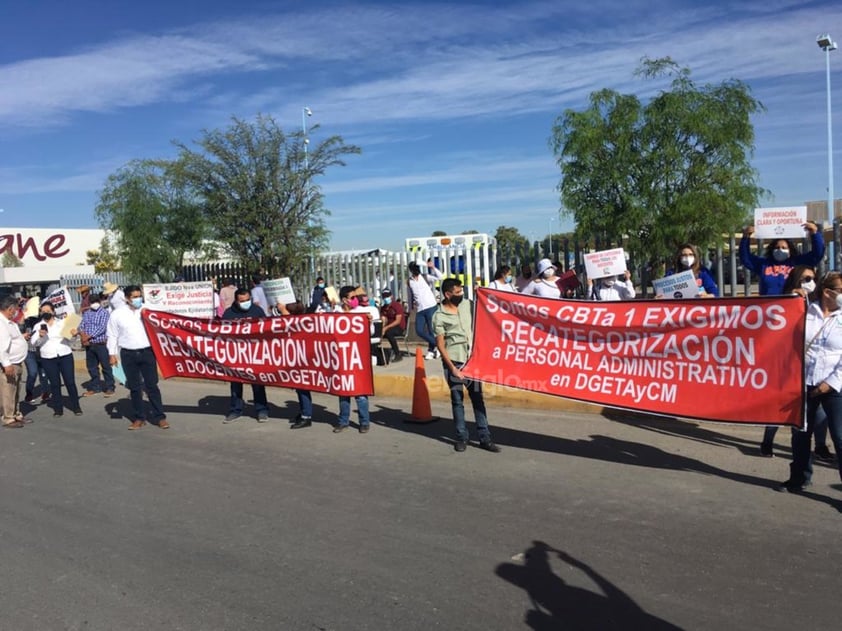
143;281;215;319
43;286;76;318
652;270;700;299
753;206;807;240
263;277;297;307
584;248;627;280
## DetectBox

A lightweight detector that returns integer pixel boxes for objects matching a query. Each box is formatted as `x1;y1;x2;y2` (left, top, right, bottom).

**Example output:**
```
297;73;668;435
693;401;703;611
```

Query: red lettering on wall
0;233;71;262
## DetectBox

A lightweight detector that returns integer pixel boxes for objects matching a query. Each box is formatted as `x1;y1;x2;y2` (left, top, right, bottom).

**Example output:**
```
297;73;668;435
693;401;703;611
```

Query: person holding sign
521;258;562;299
739;222;824;296
107;286;169;430
222;288;270;424
32;302;82;418
433;278;500;453
333;286;371;433
666;244;719;297
589;271;635;301
778;272;842;493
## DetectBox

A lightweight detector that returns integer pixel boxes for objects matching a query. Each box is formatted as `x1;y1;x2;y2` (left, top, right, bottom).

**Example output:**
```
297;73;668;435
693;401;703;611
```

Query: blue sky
2;0;842;252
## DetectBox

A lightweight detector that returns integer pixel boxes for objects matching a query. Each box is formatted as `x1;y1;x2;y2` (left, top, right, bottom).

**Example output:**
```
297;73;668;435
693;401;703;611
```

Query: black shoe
454;441;467;452
759;445;774;457
223;412;241;424
359;425;370;434
257;411;269;423
479;441;502;453
815;445;835;461
73;408;83;416
290;417;312;429
776;479;812;493
333;425;348;433
53;412;63;418
391;352;403;363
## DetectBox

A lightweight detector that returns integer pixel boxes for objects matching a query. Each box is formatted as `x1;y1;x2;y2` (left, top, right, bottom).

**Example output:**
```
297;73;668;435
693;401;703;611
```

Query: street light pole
548;216;555;260
818;34;837;268
302;106;314;276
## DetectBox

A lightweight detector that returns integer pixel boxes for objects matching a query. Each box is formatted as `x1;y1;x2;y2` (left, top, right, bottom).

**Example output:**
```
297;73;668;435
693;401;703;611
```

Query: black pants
41;353;79;414
121;347;165;422
383;327;403;355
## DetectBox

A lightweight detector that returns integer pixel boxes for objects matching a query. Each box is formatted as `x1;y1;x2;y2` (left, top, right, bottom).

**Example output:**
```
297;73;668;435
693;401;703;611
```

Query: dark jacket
222;303;266;319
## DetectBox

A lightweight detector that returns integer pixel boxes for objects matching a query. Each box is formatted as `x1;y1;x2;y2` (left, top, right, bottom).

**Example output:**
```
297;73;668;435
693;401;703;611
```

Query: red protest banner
462;289;806;427
142;310;374;396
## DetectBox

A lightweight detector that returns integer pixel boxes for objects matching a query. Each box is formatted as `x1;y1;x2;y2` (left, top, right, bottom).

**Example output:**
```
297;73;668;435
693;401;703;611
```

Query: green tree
86;236;122;273
551;57;765;269
95;160;207;281
176;114;360;276
431;230;447;237
494;225;529;261
1;251;23;267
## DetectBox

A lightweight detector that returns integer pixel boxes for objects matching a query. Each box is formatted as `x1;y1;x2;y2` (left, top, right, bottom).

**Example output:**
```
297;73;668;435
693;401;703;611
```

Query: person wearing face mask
308;276;327;313
380;289;406;363
759;266;834;460
407;260;444;360
665;243;719;297
220;288;270;423
590;270;636;301
433;278;500;453
740;222;824;296
106;285;169;430
32;302;82;418
332;285;371;433
778;272;842;492
515;263;534;292
71;292;115;398
488;265;516;292
521;258;562;299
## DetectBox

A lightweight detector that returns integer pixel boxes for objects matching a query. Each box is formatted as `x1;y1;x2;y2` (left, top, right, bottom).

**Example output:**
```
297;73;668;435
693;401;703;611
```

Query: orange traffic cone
407;347;436;423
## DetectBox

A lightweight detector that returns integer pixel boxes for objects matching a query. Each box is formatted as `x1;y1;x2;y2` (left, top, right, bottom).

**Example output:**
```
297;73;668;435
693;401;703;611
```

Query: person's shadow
496;541;682;630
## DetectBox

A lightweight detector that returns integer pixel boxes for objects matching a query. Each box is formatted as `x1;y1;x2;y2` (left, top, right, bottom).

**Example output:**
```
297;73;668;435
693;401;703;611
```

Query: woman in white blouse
779;271;842;492
521;258;562;299
33;302;82;417
488;266;515;292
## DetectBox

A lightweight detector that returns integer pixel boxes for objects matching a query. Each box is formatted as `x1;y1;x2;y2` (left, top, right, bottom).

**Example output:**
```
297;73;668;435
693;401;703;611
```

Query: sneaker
73;408;83;416
359;425;370;434
815;445;835;461
257;411;269;423
479;441;502;453
223;412;241;424
333;425;348;433
434;348;441;359
424;351;435;360
454;440;467;452
290;416;312;429
776;478;812;493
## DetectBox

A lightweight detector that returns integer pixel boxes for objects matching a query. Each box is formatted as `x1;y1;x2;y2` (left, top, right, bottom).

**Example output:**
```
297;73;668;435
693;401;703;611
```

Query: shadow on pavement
495;541;682;630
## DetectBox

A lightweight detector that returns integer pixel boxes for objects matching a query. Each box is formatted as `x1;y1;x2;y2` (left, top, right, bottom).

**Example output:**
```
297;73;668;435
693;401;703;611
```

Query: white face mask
680;255;694;268
602;279;616;288
542;269;554;279
801;280;816;294
90;302;101;311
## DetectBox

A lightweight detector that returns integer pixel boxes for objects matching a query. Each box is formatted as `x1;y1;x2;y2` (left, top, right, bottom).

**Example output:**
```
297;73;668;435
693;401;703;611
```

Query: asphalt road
2;378;841;630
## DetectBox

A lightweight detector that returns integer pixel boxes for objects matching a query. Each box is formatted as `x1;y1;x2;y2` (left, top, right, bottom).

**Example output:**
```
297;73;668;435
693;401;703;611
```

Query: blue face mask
239;300;252;310
131;297;143;309
383;297;392;305
505;275;513;283
318;283;325;289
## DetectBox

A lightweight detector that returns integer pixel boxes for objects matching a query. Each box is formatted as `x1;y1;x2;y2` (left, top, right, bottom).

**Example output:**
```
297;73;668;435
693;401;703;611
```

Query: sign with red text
43;286;76;318
142;311;374;396
462;289;806;426
753;206;807;240
584;248;627;279
143;282;215;319
0;228;106;267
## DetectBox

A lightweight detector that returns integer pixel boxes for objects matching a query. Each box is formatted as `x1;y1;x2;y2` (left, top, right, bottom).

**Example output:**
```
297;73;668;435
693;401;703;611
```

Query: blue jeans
120;347;165;423
790;390;842;484
415;306;438;352
296;390;313;418
763;412;828;450
85;343;115;392
24;350;48;396
229;382;267;416
444;361;491;443
41;353;80;413
338;395;369;427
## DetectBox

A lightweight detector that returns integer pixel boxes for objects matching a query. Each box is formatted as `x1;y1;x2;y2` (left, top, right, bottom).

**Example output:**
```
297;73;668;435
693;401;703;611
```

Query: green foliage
494;225;530;260
175;114;360;277
95;160;207;282
431;230;447;237
85;237;121;273
2;250;23;267
551;57;766;267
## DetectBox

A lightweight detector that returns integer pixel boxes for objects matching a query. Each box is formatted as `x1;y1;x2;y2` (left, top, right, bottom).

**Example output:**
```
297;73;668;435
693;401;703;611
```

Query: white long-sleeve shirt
0;313;28;366
592;280;635;301
805;301;842;391
407;266;443;311
521;279;561;299
107;306;152;355
32;317;74;359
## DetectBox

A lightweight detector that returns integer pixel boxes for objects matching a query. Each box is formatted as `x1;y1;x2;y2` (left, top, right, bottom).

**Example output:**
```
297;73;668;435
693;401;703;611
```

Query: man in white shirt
107;285;169;430
0;295;30;428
